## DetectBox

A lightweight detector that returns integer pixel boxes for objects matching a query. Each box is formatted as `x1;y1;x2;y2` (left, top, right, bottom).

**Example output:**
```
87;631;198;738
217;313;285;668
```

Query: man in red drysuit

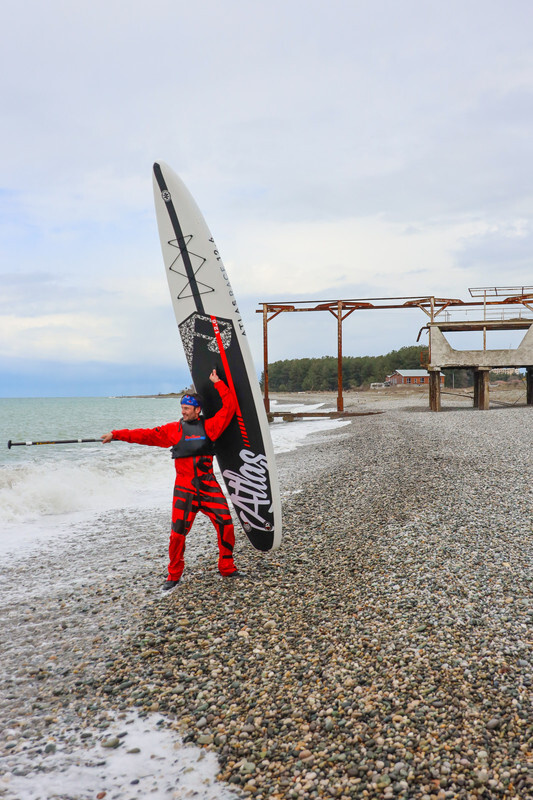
101;369;239;591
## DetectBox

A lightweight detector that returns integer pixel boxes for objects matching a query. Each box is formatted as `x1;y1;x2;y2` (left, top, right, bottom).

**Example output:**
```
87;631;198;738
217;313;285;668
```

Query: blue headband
181;394;201;408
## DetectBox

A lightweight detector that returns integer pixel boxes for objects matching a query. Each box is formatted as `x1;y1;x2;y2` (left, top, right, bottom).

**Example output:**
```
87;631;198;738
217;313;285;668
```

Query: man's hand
209;369;220;384
101;433;113;444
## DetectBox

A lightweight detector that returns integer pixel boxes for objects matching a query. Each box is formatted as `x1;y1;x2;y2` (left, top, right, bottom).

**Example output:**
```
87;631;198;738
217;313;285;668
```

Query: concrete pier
473;368;491;410
428;320;533;411
429;370;442;412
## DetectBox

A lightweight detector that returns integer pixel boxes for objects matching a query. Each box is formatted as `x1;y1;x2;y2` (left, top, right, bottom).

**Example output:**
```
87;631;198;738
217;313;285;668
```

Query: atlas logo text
223;450;271;531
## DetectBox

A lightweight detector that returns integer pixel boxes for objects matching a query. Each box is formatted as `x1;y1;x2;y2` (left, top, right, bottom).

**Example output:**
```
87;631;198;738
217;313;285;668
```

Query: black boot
161;579;180;592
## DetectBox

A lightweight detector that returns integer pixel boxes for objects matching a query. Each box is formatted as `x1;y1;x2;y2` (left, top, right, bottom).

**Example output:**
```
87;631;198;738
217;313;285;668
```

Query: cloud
223;216;489;299
0;356;191;398
1;0;533;395
454;219;533;278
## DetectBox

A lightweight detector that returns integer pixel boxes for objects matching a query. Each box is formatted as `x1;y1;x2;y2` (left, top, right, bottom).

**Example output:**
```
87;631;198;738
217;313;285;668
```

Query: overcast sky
1;0;532;396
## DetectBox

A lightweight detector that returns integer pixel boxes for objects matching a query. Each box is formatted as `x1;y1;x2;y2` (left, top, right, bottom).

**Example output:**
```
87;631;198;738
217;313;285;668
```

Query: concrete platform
427;321;533;411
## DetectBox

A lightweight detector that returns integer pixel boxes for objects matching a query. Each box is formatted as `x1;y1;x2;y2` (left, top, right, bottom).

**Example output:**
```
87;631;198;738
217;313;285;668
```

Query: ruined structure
258;287;533;412
424;288;533;410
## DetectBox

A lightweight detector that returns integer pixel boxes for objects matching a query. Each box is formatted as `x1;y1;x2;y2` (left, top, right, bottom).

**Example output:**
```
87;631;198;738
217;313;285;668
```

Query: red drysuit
111;381;237;581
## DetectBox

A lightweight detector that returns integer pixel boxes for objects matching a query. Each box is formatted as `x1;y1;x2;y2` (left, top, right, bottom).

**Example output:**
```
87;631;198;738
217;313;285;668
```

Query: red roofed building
386;369;444;386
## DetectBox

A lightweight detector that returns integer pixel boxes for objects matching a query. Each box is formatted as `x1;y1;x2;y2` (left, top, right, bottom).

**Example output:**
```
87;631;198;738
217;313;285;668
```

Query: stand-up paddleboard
152;161;281;552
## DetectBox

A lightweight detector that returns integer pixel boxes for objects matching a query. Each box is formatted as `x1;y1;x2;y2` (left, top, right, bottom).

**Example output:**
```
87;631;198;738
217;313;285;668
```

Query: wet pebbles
1;393;532;799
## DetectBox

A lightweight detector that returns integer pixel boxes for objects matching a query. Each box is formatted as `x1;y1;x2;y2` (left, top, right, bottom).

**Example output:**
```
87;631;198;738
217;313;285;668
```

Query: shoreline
1;395;532;799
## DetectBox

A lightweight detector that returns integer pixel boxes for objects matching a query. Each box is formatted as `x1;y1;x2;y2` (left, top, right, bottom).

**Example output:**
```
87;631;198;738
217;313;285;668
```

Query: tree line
261;346;475;391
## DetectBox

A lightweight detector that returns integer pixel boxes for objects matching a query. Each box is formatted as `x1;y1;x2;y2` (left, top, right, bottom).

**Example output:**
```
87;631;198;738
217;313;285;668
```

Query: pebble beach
1;388;532;800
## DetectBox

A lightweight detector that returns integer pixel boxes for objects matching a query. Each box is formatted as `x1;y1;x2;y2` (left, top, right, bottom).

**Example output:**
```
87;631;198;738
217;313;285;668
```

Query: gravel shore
1;390;532;799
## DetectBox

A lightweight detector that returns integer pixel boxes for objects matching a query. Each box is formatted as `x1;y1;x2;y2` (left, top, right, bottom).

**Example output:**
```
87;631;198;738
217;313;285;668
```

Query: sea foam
0;446;172;525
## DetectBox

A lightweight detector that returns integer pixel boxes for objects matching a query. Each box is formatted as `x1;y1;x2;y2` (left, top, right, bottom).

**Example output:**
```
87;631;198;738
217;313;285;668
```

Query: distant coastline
117;393;183;399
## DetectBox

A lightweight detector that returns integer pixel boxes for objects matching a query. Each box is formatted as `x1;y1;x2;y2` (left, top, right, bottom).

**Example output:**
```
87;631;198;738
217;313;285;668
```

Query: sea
0;395;348;557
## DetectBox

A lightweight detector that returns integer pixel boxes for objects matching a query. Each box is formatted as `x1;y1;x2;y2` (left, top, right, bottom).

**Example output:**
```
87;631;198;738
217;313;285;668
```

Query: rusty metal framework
257;288;533;412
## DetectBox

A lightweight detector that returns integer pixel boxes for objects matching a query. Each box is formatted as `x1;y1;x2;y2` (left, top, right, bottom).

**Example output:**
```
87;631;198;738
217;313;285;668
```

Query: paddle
7;438;102;449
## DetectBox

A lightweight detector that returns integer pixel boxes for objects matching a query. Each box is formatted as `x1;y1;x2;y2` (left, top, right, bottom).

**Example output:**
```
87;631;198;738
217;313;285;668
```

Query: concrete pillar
429;370;442;412
527;367;533;406
473;368;491;410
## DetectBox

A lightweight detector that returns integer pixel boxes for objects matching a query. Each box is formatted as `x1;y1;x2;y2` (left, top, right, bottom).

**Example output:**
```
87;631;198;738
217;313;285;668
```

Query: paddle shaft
7;438;101;449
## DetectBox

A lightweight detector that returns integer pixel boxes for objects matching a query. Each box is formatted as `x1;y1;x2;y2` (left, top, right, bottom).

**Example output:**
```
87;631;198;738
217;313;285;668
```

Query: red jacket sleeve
112;421;182;447
204;381;237;441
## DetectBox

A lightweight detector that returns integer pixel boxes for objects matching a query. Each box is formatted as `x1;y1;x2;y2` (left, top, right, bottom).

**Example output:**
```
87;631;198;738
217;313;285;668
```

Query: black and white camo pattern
179;314;233;371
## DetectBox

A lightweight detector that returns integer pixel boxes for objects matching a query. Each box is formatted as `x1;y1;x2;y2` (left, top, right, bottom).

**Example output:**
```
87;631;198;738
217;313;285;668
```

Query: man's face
181;403;201;422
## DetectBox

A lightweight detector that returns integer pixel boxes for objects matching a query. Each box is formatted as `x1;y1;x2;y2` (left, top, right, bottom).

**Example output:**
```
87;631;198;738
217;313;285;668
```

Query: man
101;369;240;591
